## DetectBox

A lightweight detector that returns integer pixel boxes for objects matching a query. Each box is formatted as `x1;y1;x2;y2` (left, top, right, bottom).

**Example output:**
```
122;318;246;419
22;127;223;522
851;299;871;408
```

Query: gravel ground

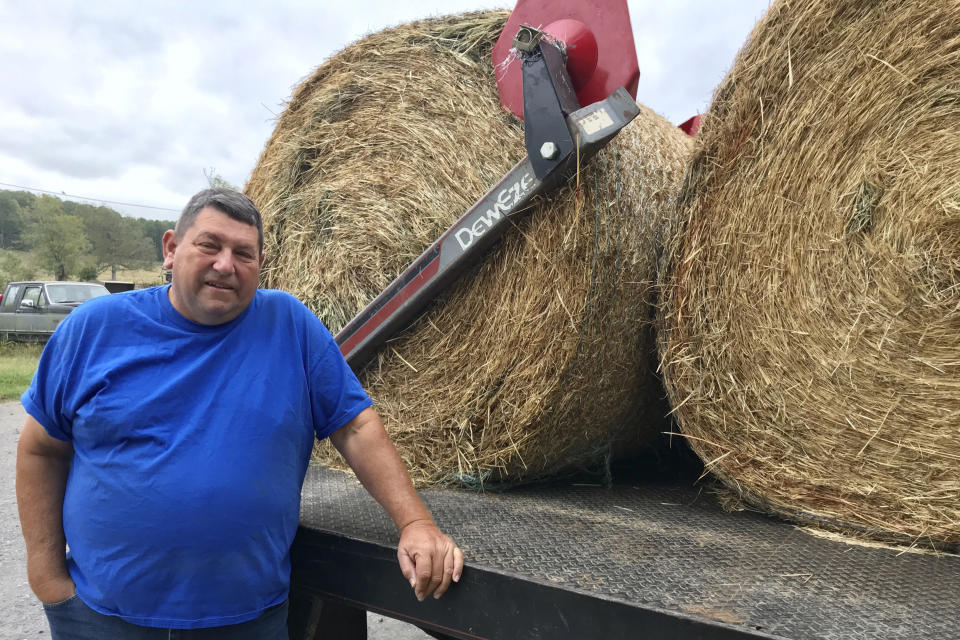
0;401;45;640
1;400;430;640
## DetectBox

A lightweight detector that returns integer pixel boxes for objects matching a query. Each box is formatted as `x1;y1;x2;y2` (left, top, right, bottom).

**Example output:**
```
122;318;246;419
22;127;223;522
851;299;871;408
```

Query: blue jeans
43;595;289;640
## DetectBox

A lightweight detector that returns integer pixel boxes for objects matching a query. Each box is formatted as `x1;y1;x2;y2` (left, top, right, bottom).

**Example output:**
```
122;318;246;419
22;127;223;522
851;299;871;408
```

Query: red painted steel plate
492;0;639;119
678;114;702;136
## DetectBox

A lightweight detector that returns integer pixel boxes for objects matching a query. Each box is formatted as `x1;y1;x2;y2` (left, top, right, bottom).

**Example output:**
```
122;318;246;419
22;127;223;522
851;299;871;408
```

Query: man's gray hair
176;188;264;253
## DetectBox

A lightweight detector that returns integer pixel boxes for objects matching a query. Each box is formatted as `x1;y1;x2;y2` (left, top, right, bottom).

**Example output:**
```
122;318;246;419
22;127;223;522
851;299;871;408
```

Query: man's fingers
415;556;434;601
432;543;457;599
453;545;464;582
426;551;445;599
397;549;417;588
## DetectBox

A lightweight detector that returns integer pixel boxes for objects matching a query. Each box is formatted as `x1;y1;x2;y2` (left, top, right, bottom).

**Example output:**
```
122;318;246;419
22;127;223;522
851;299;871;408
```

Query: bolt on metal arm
515;26;582;181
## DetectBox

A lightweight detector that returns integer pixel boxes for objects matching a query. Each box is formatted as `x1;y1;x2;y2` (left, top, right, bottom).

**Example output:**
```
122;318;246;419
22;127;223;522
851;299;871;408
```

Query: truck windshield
46;283;110;304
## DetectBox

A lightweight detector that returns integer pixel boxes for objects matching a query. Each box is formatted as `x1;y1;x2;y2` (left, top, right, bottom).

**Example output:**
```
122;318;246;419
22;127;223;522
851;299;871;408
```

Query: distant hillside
0;189;172;286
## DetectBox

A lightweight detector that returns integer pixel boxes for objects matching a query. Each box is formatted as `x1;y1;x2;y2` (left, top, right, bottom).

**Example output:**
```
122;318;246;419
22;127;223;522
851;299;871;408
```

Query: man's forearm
330;407;464;600
16;417;74;600
329;408;433;530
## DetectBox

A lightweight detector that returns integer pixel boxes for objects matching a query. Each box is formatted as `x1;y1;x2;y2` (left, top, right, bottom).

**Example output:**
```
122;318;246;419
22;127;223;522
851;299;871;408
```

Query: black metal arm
336;26;639;372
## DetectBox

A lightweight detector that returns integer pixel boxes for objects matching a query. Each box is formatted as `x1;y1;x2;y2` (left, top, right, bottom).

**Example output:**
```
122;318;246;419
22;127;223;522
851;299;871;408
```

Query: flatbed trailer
289;465;959;640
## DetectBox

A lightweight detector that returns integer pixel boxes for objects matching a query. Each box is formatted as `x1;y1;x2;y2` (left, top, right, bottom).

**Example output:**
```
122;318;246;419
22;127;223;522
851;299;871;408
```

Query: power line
0;182;180;212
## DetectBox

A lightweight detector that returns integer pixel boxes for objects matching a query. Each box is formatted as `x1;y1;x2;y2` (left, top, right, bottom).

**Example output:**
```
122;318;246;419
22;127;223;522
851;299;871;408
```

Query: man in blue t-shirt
16;188;463;638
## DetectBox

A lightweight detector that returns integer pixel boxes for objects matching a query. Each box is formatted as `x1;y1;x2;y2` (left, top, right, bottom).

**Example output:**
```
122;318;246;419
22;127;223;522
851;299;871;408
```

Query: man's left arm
329;407;464;601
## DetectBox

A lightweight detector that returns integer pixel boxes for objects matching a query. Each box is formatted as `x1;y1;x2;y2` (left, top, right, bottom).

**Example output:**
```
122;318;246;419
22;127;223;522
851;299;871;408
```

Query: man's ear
161;230;178;270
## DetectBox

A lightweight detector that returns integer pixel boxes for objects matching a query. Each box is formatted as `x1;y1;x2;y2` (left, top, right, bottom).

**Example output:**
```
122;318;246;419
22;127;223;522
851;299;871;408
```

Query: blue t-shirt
21;285;372;629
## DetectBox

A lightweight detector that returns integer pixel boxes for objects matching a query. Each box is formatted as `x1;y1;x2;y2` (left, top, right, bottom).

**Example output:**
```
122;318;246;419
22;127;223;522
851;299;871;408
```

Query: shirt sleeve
301;307;373;440
20;313;84;442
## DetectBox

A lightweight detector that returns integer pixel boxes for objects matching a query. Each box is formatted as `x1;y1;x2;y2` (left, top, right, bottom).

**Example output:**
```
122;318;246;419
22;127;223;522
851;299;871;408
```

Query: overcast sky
0;1;770;221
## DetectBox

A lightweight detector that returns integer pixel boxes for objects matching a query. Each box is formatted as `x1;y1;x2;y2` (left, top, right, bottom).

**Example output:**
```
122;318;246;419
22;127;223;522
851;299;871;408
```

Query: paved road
1;401;430;640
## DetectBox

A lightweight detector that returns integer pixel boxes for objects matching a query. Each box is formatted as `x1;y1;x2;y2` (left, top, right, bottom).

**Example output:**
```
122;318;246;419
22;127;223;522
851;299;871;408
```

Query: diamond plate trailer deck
290;465;959;640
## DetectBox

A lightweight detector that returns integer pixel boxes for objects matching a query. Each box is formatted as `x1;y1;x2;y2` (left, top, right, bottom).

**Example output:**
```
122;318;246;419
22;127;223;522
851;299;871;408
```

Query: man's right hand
31;571;76;604
16;415;75;605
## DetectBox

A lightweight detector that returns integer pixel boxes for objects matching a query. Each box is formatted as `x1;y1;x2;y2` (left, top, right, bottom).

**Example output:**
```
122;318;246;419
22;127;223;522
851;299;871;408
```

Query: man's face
162;207;264;325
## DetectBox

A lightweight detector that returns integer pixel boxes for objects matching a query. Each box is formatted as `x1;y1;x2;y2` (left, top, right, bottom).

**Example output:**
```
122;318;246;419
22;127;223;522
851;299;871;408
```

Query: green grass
0;341;44;401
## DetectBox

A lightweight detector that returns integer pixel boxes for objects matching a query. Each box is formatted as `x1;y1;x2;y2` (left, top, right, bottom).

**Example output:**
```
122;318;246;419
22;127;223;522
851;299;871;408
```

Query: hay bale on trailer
245;12;692;486
659;0;960;545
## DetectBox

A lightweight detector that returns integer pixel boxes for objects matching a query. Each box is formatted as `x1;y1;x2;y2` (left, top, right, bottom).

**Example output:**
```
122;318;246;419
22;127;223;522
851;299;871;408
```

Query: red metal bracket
492;0;639;119
678;115;702;136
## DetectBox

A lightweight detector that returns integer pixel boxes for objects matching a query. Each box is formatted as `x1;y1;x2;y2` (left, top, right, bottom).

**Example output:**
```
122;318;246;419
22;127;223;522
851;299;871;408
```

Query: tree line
0;189;174;285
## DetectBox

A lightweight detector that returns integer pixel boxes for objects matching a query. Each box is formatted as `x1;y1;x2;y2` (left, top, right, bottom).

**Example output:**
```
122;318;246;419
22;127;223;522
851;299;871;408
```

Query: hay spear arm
336;26;639;372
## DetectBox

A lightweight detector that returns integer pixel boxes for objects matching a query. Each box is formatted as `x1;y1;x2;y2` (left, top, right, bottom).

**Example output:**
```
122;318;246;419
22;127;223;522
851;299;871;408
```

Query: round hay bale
245;11;693;486
659;0;960;544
